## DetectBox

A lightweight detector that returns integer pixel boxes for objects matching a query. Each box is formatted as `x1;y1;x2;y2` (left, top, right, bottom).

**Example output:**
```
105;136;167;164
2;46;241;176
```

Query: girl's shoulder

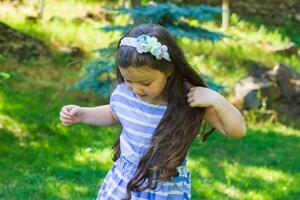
111;82;129;95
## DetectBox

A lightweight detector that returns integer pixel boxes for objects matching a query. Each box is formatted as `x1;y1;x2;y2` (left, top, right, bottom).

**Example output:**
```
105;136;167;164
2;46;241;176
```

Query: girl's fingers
189;101;197;107
69;106;81;117
63;105;77;113
187;97;194;103
61;109;69;116
62;122;71;126
60;116;72;124
60;105;78;126
60;111;69;119
64;105;74;112
187;92;192;97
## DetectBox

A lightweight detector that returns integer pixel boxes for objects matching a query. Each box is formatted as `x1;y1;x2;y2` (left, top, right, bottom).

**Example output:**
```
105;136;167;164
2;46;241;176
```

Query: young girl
59;24;246;200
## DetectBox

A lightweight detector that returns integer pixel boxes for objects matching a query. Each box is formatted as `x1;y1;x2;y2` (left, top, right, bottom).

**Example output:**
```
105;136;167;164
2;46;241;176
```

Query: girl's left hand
187;87;220;107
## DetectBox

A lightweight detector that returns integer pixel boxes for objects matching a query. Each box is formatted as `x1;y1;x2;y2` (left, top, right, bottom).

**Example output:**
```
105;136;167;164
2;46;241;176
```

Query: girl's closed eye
141;82;151;86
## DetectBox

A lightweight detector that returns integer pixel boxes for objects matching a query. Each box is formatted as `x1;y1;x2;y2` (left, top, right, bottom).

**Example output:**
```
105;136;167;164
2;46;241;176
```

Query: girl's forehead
119;66;162;80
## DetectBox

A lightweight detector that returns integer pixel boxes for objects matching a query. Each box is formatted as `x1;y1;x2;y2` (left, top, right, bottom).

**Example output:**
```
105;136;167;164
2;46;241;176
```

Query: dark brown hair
113;23;214;199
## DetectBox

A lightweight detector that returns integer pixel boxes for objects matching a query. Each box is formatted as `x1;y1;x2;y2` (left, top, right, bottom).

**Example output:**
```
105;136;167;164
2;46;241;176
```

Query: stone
273;42;298;56
234;76;273;109
273;64;300;99
248;62;270;78
244;90;261;110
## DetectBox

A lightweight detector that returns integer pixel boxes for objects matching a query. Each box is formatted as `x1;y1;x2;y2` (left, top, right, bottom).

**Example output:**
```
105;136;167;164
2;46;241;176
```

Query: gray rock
273;64;300;99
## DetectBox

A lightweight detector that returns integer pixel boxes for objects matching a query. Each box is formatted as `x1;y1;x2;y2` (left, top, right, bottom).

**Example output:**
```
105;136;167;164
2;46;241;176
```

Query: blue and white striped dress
97;83;191;200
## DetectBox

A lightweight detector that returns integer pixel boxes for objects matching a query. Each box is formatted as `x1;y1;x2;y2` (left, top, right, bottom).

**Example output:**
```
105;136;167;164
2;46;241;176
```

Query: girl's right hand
59;105;83;126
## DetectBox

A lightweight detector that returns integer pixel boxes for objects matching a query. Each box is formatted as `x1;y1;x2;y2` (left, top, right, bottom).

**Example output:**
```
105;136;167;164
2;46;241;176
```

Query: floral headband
119;34;171;61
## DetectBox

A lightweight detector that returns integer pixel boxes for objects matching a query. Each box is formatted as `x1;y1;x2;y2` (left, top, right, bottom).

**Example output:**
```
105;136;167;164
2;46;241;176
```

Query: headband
119;34;171;62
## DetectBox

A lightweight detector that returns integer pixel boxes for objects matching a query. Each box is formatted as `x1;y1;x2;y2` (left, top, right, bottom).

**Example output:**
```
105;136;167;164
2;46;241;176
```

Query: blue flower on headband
135;35;170;61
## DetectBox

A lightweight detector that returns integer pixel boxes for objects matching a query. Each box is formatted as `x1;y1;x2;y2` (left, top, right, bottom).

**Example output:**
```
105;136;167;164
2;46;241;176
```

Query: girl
59;24;246;200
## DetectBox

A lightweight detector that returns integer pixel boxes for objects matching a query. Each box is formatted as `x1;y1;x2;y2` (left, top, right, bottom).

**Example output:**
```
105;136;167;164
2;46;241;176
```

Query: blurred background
0;0;300;199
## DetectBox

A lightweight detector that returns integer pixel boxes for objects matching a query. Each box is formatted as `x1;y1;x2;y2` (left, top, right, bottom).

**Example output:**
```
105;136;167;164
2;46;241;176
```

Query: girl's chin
138;95;150;101
138;95;156;103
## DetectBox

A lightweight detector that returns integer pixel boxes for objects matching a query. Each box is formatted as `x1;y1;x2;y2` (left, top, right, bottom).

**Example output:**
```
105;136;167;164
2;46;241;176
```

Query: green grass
189;123;300;200
0;60;119;199
1;61;300;199
1;1;300;199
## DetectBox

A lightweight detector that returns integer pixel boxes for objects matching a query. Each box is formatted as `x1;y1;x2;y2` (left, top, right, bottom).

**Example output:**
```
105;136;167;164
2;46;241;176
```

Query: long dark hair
113;24;214;199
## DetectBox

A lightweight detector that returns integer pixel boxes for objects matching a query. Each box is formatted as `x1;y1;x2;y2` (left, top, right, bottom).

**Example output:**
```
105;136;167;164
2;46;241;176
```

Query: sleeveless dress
97;83;191;200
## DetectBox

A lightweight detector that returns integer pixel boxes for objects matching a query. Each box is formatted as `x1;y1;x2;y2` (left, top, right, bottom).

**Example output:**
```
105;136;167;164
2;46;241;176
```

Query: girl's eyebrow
140;79;152;82
125;78;152;82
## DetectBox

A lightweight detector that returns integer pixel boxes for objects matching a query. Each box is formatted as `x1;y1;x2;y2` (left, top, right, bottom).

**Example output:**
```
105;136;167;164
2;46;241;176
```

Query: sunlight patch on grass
249;122;300;137
223;162;290;184
74;147;113;170
214;181;243;199
187;157;212;178
243;166;288;183
74;184;89;193
0;93;3;110
244;191;269;200
0;114;28;141
189;155;291;199
46;177;88;199
0;0;121;56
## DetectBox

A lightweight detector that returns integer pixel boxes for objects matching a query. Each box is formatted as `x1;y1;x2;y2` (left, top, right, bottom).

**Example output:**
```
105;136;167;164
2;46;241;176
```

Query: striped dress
97;83;191;200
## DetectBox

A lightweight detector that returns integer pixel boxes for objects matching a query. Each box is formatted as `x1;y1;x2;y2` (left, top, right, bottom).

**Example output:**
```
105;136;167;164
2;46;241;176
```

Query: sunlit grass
0;0;123;56
186;13;300;88
74;147;113;170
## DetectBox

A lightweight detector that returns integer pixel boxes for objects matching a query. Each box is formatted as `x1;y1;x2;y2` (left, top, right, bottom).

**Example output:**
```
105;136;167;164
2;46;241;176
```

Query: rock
273;64;300;99
244;90;261;110
234;76;274;109
234;62;300;125
273;42;298;56
248;62;270;78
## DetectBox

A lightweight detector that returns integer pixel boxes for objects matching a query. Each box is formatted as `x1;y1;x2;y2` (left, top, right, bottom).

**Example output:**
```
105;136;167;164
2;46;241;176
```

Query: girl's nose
133;85;144;95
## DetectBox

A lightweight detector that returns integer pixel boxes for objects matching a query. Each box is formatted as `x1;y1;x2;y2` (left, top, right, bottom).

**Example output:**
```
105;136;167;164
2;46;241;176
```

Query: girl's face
119;66;171;105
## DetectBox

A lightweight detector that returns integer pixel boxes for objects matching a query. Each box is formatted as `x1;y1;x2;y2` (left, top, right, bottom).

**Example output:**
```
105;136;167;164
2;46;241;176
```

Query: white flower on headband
119;34;171;61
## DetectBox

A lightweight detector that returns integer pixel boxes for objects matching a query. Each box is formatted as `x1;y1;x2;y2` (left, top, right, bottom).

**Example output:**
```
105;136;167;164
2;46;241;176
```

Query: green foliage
69;47;117;96
75;3;224;97
108;3;223;40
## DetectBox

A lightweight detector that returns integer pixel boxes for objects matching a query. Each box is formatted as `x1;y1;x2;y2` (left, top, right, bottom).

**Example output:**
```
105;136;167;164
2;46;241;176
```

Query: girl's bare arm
187;87;246;139
81;105;119;126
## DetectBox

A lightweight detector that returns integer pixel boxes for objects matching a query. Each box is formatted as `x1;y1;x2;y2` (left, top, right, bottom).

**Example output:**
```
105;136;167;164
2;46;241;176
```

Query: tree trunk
222;0;230;30
38;0;45;19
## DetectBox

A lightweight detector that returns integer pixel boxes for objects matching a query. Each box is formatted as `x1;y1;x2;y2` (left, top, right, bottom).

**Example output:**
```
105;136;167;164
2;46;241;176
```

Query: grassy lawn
1;1;300;199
